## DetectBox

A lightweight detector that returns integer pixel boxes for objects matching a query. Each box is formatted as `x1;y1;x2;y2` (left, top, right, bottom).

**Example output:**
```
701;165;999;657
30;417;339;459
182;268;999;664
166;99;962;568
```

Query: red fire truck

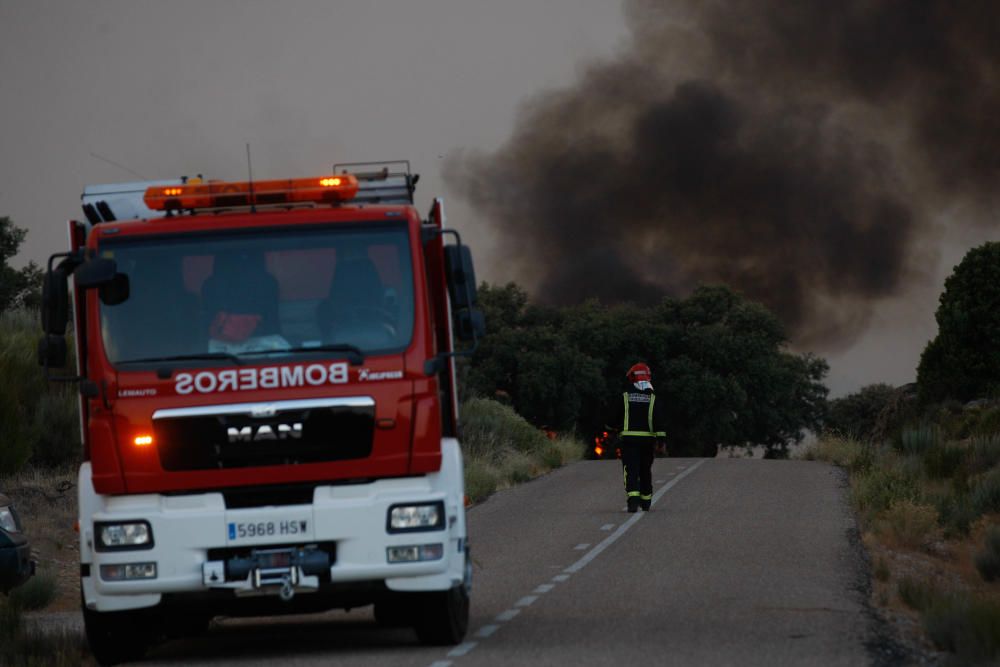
39;162;483;664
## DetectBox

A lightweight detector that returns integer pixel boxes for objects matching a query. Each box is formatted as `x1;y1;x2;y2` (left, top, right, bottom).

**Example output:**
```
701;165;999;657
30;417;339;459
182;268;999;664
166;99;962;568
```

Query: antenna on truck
246;143;256;213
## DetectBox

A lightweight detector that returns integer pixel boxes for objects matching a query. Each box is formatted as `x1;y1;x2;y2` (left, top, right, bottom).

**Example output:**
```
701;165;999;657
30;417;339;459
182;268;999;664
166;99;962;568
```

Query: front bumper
80;440;467;613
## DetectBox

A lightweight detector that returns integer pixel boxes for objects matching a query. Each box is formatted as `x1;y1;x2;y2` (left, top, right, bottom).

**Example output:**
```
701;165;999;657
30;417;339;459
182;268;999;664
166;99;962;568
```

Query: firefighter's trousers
621;436;654;503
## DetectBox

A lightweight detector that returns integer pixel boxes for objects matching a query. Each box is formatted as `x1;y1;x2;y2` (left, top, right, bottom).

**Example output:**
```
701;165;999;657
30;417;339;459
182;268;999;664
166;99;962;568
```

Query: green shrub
975;526;1000;582
930;489;976;538
8;571;58;612
0;309;80;475
971;467;1000;515
873;557;890;582
500;449;535;485
459;398;583;504
897;575;938;611
924;593;1000;663
824;383;896;441
967;434;1000;476
875;500;941;549
899;425;941;456
923;442;965;480
461;398;550;456
464;458;498;504
853;459;922;518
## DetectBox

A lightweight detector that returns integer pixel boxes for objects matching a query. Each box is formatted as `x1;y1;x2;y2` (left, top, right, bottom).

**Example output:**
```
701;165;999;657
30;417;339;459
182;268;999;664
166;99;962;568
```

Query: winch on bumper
79;462;467;613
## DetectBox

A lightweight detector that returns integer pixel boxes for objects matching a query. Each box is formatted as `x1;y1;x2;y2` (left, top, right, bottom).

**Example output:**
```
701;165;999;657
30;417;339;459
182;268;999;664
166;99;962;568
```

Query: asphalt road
135;457;892;666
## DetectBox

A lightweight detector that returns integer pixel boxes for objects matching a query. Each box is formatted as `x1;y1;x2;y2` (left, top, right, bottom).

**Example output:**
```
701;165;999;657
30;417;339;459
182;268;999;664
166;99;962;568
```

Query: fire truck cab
39;163;483;664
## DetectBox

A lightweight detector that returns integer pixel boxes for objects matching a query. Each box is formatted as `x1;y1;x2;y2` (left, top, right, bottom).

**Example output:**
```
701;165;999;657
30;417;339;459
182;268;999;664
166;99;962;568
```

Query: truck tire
413;584;469;646
82;593;155;666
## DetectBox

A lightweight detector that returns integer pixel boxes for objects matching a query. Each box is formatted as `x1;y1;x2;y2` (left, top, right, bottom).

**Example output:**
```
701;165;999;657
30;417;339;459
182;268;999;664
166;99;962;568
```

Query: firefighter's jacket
611;386;666;440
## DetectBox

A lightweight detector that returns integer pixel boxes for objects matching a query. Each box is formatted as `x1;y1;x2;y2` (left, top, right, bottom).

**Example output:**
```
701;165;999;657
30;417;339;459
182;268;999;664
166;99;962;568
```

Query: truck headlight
0;506;19;533
95;521;153;551
387;502;445;533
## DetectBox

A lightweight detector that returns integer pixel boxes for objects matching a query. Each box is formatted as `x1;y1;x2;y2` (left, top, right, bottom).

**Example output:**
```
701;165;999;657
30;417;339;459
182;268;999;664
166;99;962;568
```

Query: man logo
251;405;278;418
227;423;303;443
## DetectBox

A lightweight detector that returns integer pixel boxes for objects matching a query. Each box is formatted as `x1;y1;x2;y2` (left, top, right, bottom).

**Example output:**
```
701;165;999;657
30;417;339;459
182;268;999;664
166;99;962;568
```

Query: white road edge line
564;459;707;574
574;543;590;550
551;574;570;582
533;583;555;593
600;523;615;531
515;595;539;607
428;662;453;667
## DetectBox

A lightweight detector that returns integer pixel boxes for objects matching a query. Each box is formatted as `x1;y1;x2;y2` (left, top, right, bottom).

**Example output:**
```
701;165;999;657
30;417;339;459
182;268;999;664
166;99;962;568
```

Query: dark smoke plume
446;0;1000;348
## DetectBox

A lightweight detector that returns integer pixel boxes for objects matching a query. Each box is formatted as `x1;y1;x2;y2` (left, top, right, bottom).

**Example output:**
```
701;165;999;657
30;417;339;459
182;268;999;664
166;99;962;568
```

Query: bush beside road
801;431;1000;663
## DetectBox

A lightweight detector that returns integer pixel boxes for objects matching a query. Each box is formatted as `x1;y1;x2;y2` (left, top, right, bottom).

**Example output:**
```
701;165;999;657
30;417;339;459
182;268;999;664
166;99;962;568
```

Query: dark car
0;492;34;593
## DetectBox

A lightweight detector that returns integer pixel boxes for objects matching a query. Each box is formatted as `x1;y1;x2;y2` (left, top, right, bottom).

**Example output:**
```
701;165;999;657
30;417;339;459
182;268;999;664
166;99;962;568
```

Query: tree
825;383;897;440
466;282;829;457
918;242;1000;403
0;216;43;312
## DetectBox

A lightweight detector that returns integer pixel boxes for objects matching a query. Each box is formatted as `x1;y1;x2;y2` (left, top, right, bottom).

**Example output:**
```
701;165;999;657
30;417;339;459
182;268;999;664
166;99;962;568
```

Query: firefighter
610;362;666;512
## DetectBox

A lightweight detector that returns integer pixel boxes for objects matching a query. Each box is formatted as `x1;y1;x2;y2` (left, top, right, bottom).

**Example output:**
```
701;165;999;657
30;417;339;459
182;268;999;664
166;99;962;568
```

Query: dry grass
874;500;942;551
806;434;1000;662
0;467;79;612
0;595;89;666
795;434;863;467
460;398;584;503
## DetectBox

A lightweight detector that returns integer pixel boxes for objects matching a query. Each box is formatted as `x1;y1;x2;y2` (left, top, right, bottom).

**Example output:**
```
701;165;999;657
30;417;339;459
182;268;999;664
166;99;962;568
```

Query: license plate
226;510;313;545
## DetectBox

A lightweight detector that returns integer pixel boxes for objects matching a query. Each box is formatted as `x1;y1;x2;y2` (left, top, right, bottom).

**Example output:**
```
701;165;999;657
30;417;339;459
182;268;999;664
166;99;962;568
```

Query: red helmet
627;362;652;383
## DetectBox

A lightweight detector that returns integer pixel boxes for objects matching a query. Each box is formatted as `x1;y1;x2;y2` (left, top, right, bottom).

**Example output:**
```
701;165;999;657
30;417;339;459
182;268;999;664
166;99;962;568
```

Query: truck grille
152;397;374;471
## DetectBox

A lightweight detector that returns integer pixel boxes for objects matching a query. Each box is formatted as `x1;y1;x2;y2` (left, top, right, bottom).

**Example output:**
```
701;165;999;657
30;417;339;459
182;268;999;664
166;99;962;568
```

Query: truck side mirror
99;273;130;306
444;245;478;311
455;308;486;342
75;257;118;288
37;334;68;368
75;257;129;306
41;268;69;335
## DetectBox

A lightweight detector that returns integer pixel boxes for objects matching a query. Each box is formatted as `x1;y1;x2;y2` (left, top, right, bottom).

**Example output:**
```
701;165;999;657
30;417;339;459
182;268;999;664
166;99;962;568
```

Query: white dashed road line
428;460;707;667
447;642;477;657
565;459;707;574
475;625;500;638
495;609;521;622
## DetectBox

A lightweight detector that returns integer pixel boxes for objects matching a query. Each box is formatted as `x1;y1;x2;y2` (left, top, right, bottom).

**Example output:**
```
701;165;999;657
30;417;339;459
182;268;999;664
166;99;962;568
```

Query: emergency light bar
143;175;360;212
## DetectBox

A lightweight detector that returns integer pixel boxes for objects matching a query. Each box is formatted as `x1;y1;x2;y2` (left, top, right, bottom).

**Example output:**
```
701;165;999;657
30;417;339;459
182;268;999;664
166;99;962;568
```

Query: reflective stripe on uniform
622;392;658;437
626;491;641;497
640;494;652;501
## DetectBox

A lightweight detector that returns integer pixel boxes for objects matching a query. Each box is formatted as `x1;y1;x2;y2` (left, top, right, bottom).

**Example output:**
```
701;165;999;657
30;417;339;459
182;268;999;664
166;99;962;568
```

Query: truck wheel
82;594;155;666
413;584;469;646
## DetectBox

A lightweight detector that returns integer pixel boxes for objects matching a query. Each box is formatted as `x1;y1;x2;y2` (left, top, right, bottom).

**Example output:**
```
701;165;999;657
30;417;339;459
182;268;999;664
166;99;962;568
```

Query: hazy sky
1;1;990;396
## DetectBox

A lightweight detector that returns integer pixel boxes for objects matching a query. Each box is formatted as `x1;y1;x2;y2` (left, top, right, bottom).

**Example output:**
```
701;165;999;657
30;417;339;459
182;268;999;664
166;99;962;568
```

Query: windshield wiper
118;352;244;366
241;343;365;365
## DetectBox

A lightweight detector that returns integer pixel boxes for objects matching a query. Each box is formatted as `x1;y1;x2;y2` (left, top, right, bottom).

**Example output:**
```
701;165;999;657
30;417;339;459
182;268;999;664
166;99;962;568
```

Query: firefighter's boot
627;497;639;513
640;499;651;512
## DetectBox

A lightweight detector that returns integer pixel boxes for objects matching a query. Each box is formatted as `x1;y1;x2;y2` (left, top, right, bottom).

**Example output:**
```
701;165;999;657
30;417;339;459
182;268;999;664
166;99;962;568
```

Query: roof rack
334;160;418;205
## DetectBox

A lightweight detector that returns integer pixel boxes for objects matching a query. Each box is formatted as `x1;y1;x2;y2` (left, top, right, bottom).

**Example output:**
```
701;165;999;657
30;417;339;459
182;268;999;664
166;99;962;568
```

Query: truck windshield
98;224;415;365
